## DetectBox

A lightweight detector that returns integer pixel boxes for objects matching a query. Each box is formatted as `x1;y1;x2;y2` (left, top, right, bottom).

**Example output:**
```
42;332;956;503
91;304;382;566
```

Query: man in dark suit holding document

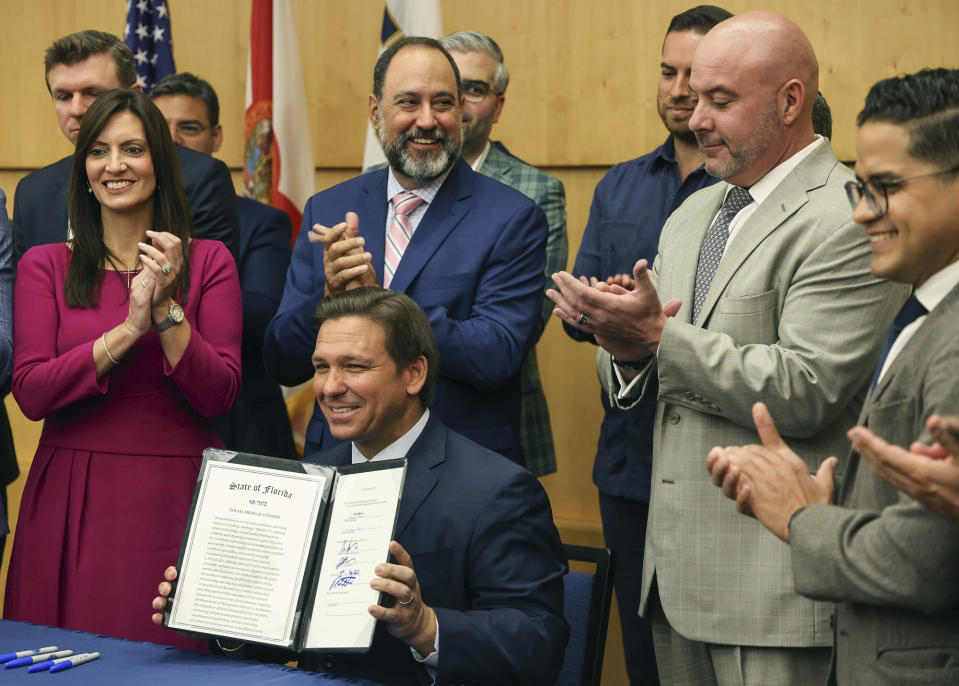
153;288;568;686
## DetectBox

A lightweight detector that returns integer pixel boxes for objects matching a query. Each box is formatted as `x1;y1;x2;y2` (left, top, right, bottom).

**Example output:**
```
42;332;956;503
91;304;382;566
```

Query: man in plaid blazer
440;31;568;478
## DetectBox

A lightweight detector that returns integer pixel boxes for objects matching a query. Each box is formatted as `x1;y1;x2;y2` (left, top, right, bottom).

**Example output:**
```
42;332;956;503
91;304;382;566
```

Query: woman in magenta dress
4;90;241;650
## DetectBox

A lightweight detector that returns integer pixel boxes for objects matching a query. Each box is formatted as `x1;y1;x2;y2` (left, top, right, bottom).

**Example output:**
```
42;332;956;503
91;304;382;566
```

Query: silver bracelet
101;332;119;365
215;638;245;653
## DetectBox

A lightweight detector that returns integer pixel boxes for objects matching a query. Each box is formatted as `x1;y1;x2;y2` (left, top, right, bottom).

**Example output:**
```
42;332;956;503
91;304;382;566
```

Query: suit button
669;412;681;425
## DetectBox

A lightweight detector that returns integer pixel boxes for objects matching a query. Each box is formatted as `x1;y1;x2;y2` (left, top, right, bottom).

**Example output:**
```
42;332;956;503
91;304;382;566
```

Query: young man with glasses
437;30;567;479
707;67;959;686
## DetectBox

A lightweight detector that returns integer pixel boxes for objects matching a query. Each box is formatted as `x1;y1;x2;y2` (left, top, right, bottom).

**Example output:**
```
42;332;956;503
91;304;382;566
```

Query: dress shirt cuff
613;356;653;400
409;616;439;684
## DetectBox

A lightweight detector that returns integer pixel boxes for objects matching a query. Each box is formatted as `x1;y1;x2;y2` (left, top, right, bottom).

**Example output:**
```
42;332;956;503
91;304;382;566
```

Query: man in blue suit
12;30;239;263
263;37;548;465
155;288;568;685
150;72;296;459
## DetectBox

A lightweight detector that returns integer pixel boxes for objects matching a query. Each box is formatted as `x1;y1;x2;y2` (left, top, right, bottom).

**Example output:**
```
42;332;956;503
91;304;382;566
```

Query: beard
657;96;698;144
698;102;781;180
377;115;461;183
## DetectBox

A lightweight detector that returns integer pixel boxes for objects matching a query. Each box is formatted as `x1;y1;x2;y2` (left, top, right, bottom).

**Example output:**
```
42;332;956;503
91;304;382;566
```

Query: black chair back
554;544;614;686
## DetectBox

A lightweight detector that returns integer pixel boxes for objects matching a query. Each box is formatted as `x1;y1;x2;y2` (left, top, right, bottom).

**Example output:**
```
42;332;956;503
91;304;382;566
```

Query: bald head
688;11;819;186
710;12;817;107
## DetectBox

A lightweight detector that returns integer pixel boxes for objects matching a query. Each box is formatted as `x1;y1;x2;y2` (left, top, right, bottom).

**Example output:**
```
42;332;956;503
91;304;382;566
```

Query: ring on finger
141;279;148;288
161;262;172;275
578;312;589;325
398;594;414;606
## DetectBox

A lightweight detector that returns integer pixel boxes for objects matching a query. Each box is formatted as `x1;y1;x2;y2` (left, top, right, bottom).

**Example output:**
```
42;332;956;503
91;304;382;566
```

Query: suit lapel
306;417;442;538
478;144;514;186
393;415;443;538
359;169;390;284
695;143;837;326
675;185;724;322
870;283;959;404
389;160;472;293
54;157;71;235
842;285;959;501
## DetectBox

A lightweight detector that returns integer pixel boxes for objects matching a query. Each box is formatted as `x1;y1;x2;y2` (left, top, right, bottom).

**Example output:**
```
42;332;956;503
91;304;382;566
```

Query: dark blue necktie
870;294;927;391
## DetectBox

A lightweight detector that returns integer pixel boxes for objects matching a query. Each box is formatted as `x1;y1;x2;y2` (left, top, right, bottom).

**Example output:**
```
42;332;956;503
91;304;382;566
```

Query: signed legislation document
163;450;406;652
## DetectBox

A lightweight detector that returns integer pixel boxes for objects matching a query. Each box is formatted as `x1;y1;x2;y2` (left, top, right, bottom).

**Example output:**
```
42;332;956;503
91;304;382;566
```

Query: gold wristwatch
154;302;185;332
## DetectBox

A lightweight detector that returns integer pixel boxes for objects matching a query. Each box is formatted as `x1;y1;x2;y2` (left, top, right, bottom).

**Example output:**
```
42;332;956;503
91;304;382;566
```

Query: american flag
123;0;176;92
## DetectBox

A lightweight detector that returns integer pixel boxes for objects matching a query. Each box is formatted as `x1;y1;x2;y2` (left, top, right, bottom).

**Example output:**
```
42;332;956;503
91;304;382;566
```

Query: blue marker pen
49;651;100;673
28;654;85;673
6;650;73;668
0;646;58;663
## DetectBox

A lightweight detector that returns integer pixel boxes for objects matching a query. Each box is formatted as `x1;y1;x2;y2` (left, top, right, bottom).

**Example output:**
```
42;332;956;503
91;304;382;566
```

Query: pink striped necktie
384;191;424;288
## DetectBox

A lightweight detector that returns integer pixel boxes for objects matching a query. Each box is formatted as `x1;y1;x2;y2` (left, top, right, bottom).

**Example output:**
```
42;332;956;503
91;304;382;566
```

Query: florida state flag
244;0;315;244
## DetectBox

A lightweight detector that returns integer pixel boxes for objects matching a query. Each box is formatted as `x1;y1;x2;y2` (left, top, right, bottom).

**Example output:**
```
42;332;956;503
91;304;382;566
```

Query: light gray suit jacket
598;141;908;646
790;283;959;686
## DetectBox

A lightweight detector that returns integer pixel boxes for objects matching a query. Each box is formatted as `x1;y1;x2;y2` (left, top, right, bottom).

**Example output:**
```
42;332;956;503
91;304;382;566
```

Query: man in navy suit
263;37;548;465
12;30;239;263
150;72;296;459
155;288;568;685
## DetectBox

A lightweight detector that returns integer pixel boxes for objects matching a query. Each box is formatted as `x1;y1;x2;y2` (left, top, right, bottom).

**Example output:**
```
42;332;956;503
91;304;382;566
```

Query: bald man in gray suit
551;11;905;686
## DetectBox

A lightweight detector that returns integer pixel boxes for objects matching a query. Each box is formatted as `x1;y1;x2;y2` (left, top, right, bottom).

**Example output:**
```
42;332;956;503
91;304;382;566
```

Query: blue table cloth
0;620;382;685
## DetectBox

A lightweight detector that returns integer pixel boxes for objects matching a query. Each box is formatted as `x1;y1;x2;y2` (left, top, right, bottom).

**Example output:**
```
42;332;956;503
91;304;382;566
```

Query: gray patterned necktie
692;186;753;322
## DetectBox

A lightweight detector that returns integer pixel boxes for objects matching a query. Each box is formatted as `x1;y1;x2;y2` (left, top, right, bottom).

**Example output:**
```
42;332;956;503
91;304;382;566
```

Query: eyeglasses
845;162;959;218
461;79;498;103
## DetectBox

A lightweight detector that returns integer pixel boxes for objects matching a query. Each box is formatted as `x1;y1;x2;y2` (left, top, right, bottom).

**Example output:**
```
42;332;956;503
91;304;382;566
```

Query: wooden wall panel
3;1;957;170
1;3;957;671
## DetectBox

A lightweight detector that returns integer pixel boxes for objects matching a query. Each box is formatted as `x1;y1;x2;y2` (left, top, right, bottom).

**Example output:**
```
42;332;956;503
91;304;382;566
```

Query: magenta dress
5;240;241;650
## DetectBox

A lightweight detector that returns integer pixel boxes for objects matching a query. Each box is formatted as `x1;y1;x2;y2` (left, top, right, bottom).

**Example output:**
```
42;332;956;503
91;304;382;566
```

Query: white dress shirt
384;168;453;285
876;259;959;385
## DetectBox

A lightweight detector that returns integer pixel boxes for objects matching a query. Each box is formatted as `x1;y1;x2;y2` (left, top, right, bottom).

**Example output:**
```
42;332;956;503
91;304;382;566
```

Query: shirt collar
351;409;430;464
386;165;454;206
651;135;710;178
728;135;824;207
470;141;492;171
914;259;959;314
650;135;680;168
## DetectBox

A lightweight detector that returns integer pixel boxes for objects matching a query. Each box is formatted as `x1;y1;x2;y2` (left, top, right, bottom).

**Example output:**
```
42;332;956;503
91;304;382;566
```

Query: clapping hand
310;212;379;294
